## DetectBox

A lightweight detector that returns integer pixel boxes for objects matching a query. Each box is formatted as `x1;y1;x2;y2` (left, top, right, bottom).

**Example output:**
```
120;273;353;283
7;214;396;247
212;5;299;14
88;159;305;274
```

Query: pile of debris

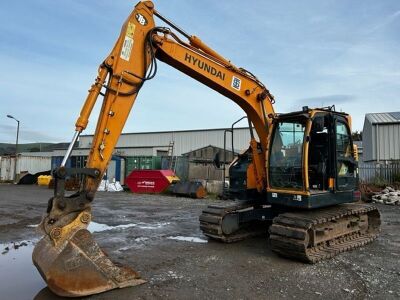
97;179;124;192
371;186;400;205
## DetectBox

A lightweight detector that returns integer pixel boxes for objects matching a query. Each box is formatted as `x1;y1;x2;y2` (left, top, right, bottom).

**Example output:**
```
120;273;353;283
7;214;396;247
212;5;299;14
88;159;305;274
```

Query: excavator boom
32;1;274;297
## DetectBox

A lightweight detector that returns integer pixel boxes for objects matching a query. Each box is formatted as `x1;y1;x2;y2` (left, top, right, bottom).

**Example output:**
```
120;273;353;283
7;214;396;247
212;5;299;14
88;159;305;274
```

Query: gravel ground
0;184;399;300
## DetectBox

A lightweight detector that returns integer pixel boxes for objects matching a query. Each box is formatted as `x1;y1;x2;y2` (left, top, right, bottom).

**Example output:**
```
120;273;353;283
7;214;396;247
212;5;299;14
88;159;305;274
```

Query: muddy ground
0;184;399;300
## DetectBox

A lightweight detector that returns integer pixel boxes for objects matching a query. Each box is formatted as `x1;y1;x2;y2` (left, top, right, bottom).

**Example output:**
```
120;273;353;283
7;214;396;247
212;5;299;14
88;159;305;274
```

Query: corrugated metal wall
362;120;373;161
18;156;51;173
363;121;400;161
185;146;236;162
0;157;14;181
52;148;155;158
79;128;255;156
116;148;155;156
0;155;51;181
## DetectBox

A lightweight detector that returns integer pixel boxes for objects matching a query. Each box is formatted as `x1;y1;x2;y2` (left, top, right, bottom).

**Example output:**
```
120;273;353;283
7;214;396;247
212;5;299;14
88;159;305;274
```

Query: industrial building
77;127;254;157
362;112;400;163
0;127;254;183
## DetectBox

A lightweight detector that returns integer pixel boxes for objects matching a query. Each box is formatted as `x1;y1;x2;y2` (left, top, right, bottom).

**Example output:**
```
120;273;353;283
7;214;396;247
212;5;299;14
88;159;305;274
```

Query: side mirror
213;152;221;169
314;117;325;132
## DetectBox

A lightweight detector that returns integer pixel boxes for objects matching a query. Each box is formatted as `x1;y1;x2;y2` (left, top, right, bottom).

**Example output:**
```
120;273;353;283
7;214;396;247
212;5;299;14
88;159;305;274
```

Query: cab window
336;121;355;190
269;121;305;190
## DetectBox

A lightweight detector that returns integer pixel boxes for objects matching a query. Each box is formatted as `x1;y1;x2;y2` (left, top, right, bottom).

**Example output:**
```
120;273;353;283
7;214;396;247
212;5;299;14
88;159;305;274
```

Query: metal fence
359;162;400;184
188;163;225;181
161;156;189;180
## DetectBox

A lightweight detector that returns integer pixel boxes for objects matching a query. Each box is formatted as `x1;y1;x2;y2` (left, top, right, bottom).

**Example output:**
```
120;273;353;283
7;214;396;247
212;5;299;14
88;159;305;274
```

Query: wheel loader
32;1;380;297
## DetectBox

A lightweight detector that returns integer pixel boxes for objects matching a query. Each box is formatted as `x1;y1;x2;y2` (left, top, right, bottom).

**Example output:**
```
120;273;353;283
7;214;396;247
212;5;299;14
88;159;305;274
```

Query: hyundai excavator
32;1;381;297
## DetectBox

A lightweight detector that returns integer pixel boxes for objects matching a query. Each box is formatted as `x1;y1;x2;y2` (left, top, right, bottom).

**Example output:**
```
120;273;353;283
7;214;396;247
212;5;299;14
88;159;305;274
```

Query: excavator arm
33;1;275;297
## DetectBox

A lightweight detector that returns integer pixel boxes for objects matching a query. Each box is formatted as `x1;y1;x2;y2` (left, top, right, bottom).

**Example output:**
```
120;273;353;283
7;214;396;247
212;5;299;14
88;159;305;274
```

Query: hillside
0;143;68;155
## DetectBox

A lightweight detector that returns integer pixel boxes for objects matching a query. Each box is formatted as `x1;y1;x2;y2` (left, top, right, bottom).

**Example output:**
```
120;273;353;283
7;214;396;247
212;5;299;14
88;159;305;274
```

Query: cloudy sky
1;0;399;143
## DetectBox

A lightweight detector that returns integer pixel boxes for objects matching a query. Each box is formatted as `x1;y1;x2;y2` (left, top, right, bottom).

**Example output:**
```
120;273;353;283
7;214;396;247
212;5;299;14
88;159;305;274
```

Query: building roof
365;112;400;124
182;145;240;156
80;126;252;137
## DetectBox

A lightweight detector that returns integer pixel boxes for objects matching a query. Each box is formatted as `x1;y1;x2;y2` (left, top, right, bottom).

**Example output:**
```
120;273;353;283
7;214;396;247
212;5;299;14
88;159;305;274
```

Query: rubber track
199;201;266;243
269;203;381;263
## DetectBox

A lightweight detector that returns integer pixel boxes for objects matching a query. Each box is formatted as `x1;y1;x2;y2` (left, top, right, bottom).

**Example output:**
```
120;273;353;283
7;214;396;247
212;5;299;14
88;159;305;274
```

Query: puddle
88;221;170;232
167;236;208;243
0;231;203;299
133;237;149;242
0;240;46;299
137;222;170;229
87;221;138;232
28;221;171;233
27;224;40;228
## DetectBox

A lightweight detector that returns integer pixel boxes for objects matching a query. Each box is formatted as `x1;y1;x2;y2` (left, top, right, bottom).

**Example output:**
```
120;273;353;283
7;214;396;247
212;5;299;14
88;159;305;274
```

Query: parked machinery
32;1;380;297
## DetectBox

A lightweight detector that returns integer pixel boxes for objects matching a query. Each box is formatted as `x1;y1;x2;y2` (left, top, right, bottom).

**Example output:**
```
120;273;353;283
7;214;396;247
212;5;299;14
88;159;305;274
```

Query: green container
125;157;140;176
125;156;162;176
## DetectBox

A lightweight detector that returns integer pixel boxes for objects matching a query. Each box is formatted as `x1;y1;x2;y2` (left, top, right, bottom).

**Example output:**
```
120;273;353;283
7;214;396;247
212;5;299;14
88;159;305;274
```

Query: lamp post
7;115;20;183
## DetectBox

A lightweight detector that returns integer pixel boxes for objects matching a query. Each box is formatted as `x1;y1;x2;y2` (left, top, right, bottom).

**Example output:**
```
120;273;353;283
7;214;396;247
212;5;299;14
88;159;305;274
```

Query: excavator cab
267;106;359;209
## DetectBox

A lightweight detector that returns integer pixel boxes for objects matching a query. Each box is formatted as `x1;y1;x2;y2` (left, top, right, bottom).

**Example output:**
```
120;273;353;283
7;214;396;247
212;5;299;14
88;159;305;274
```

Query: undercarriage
200;202;380;263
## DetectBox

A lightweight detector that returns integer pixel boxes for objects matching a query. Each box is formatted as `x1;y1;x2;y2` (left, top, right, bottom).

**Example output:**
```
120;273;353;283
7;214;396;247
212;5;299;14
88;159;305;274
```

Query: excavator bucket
32;228;145;297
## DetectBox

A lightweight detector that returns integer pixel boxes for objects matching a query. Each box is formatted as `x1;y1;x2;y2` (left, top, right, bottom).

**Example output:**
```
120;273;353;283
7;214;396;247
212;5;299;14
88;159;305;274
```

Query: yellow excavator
32;1;381;297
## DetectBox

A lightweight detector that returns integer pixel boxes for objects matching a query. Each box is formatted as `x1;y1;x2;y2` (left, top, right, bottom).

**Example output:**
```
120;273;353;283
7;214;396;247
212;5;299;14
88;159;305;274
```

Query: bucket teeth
32;229;145;297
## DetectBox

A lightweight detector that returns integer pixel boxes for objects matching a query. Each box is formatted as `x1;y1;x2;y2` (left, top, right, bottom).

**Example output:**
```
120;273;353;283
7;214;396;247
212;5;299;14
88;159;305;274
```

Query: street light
7;114;20;183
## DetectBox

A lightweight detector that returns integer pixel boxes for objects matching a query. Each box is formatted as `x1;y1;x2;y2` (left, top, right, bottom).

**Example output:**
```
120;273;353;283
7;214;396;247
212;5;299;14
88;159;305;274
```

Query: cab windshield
269;120;306;190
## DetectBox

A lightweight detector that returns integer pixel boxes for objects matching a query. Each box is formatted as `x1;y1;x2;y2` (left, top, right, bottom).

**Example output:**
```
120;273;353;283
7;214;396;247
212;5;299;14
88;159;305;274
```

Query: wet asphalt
0;184;399;300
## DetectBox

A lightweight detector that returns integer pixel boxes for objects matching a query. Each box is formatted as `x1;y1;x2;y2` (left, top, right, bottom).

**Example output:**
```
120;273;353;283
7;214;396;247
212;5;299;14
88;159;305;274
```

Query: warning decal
126;22;136;38
120;22;136;61
120;36;134;61
231;76;241;91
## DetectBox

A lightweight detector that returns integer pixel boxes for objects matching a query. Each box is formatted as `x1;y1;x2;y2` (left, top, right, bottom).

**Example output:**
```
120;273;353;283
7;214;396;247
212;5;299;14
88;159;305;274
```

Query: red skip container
125;170;179;194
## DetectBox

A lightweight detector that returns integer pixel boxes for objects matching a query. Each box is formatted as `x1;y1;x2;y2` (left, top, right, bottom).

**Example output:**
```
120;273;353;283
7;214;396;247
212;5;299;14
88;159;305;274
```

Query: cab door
334;117;357;191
